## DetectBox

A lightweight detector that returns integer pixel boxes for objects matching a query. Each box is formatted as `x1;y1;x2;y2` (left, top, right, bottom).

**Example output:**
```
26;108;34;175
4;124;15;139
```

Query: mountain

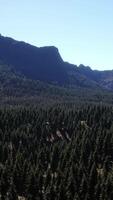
0;35;68;84
0;34;113;94
78;64;113;90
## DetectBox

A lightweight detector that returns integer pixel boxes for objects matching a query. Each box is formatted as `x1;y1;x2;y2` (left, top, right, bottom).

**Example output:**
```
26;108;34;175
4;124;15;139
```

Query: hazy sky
0;0;113;70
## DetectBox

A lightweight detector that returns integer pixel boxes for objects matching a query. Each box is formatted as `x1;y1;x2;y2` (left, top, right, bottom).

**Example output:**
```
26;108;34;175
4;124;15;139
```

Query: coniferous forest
0;104;113;200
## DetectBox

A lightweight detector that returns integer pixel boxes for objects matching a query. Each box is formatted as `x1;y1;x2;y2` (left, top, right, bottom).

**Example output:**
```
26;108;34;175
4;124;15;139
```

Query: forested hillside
0;104;113;199
0;63;113;106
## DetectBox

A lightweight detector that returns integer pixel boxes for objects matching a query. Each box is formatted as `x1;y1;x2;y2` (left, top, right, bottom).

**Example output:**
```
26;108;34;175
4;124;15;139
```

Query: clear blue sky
0;0;113;70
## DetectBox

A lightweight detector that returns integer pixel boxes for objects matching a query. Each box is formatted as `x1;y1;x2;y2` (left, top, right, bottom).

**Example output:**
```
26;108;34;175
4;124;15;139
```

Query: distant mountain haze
0;35;113;90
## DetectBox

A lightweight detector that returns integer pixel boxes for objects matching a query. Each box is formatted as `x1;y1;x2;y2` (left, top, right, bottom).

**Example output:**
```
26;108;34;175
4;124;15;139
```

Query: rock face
0;34;113;90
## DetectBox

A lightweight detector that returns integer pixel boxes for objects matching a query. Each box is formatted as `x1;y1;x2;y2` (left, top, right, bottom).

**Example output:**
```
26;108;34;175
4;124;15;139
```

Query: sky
0;0;113;70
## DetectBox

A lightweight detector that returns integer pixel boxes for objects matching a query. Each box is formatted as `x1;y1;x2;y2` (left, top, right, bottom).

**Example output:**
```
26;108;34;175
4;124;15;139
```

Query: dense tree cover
0;64;113;106
0;104;113;199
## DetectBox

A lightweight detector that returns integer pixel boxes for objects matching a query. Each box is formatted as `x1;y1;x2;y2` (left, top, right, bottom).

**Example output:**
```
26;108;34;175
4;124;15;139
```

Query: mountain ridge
0;34;113;90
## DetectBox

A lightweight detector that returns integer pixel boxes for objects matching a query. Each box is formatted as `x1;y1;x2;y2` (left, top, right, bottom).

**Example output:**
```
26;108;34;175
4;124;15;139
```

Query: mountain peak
79;64;92;71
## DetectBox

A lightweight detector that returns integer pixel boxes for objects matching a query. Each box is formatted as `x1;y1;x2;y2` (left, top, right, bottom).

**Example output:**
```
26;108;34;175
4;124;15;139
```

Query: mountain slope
0;35;113;91
0;35;68;84
78;64;113;90
0;62;113;106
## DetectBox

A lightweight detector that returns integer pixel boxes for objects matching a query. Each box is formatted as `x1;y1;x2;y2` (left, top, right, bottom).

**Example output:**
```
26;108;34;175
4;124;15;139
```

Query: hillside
0;62;113;106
